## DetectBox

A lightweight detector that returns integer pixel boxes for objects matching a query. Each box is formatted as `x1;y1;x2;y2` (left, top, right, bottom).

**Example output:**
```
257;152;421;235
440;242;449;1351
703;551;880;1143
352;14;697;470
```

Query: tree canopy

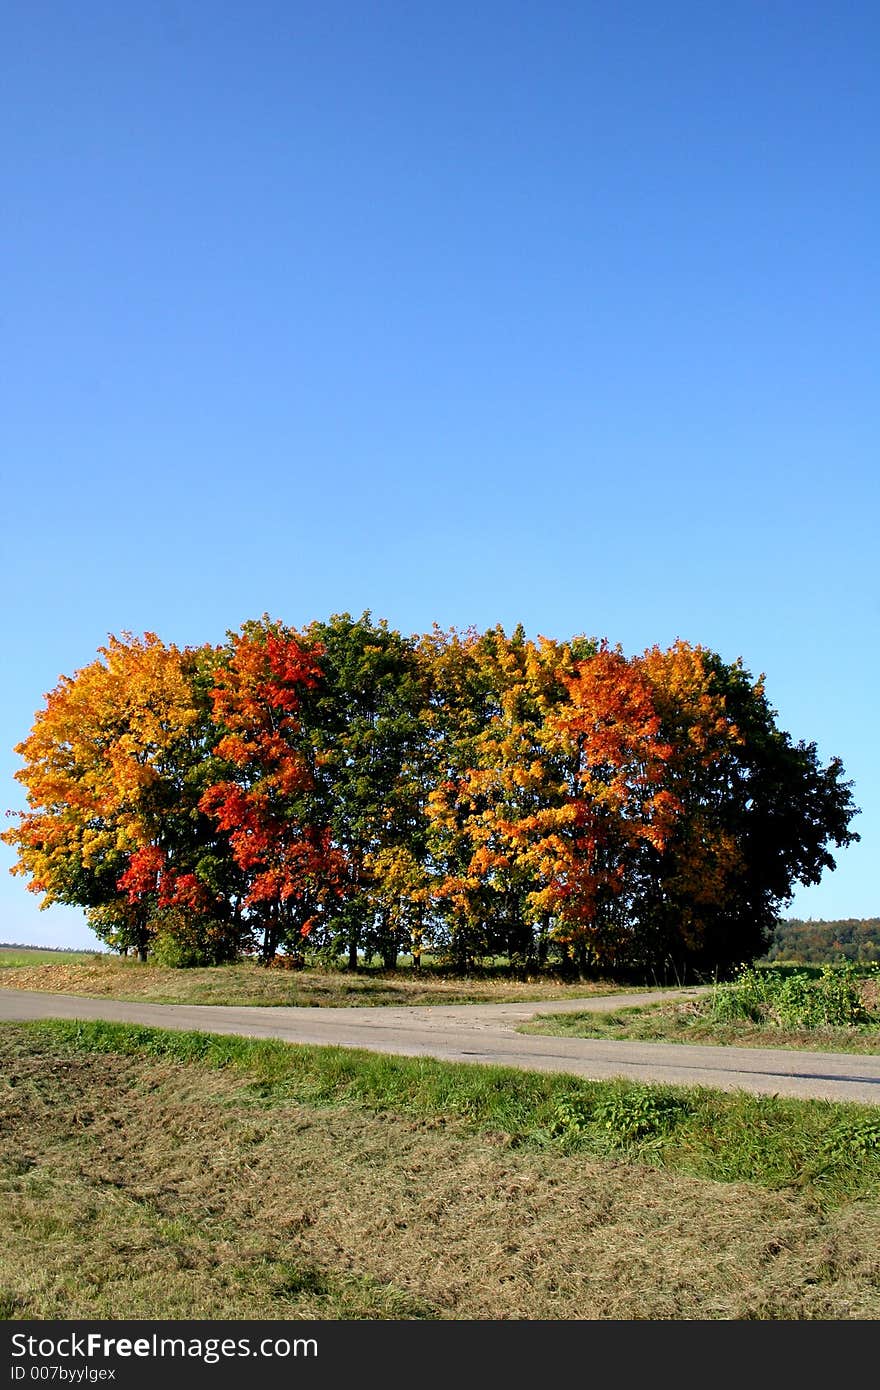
4;615;860;977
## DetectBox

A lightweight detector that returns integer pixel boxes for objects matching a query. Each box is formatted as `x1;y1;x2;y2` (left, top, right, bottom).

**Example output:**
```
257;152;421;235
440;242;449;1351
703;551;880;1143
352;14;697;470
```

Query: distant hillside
765;918;880;964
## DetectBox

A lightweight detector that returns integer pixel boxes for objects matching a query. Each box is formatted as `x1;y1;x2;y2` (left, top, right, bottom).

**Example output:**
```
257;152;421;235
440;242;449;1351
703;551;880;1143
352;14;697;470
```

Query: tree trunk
536;917;549;969
260;908;280;965
412;911;423;971
134;908;150;963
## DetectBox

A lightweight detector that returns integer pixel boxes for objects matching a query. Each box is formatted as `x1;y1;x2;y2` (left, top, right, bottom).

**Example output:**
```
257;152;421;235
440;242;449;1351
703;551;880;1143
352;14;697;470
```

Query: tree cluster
3;614;860;977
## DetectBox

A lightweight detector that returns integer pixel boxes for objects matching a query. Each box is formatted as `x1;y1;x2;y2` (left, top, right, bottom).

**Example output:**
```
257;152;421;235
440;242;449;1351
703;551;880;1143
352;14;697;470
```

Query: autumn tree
419;625;505;970
512;643;682;973
2;633;230;960
422;625;593;971
199;617;344;962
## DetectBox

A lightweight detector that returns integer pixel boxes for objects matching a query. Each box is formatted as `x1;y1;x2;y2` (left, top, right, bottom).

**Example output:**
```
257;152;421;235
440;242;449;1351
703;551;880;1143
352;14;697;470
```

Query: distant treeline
764;919;880;964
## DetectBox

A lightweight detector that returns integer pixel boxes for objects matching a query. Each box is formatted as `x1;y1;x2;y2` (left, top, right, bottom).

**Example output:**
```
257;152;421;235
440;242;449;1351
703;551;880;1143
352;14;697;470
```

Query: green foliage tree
300;613;430;969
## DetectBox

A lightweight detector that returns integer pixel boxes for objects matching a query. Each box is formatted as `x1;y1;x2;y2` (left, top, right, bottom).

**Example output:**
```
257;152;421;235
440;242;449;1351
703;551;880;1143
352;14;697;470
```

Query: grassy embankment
522;964;880;1055
0;948;629;1007
2;1017;880;1320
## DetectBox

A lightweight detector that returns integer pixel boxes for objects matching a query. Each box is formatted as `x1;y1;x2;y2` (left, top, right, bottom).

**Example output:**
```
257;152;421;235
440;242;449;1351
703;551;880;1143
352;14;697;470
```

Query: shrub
708;962;878;1031
149;909;242;968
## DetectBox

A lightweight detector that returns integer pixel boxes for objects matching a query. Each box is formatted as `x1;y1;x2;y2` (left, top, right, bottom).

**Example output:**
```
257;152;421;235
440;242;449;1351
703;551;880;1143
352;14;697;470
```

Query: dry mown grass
0;957;623;1008
1;1025;879;1320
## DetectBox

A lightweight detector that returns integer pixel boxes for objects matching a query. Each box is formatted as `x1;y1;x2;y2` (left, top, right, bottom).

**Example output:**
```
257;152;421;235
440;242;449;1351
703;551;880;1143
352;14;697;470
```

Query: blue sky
2;1;877;948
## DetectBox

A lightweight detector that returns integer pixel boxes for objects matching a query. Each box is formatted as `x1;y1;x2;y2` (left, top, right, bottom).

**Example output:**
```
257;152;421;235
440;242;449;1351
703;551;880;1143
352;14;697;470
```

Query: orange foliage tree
510;643;682;971
2;633;227;960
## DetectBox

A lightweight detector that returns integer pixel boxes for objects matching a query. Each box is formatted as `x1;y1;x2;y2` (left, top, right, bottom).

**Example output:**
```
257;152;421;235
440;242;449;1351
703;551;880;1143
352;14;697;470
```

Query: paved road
2;987;879;1104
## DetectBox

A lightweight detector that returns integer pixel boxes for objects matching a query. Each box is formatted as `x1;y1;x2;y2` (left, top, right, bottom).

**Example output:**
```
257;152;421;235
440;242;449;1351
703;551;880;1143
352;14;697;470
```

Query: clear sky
2;1;877;948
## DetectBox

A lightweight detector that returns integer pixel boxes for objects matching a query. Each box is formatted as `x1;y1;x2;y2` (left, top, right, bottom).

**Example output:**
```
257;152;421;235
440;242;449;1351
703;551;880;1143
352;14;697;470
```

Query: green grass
20;1017;880;1201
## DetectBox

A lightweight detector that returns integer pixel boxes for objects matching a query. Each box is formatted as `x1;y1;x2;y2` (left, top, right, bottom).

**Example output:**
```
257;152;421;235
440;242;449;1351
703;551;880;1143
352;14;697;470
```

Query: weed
709;963;877;1031
592;1086;694;1148
822;1116;880;1162
552;1093;593;1137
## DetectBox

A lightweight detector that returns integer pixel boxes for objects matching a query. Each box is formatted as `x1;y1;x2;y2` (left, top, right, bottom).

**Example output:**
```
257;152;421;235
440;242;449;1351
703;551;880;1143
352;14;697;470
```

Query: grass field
0;953;630;1007
0;946;95;967
2;1018;879;1320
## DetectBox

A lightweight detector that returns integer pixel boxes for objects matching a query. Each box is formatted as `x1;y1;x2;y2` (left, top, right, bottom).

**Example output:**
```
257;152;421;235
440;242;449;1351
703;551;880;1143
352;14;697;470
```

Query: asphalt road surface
2;987;879;1104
